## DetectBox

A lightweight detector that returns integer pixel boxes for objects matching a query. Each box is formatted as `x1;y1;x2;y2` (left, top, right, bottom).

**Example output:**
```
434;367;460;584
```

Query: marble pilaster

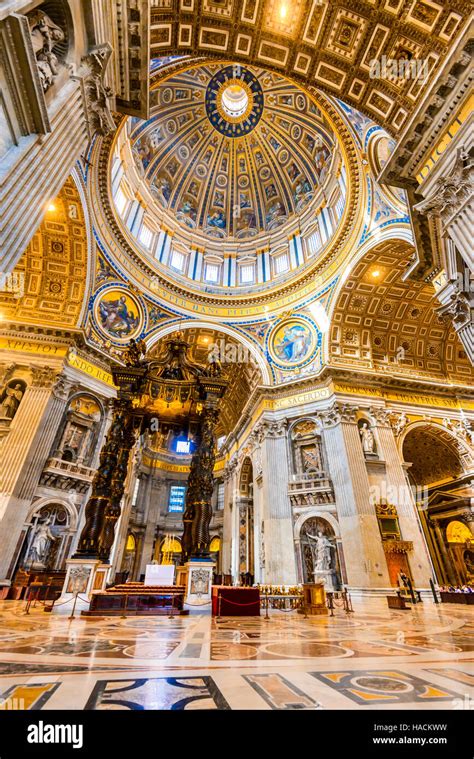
0;369;72;581
222;460;237;578
258;419;296;585
372;412;433;589
321;404;390;591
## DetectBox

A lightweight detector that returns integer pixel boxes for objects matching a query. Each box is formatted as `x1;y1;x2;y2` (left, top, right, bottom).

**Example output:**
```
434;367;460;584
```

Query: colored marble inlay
0;682;59;710
85;676;231;710
310;670;462;705
244;674;322;709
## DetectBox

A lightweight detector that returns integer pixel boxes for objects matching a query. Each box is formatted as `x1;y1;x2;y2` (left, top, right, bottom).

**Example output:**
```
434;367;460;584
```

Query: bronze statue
122;338;147;367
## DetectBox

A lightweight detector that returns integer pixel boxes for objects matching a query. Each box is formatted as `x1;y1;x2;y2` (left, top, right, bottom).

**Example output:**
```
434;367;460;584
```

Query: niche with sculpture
358;418;378;458
0;379;26;421
53;395;102;465
19;504;71;572
300;517;341;590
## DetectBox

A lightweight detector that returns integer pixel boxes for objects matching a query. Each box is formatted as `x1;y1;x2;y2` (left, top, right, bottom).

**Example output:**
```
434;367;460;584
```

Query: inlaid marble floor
0;598;472;710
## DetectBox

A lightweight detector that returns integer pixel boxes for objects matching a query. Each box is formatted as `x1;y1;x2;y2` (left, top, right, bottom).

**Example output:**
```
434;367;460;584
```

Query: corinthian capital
370;406;391;426
414;149;473;222
255;418;287;442
30;366;61;389
318;402;358;428
223;457;238;481
52;375;76;401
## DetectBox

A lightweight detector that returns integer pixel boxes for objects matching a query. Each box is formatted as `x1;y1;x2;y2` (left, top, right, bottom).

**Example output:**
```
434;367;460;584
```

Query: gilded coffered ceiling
148;0;471;135
0;176;88;329
328;238;474;382
403;424;464;485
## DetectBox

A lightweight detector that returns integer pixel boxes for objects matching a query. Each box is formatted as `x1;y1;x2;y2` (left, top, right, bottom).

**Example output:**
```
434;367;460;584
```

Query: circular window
221;84;249;118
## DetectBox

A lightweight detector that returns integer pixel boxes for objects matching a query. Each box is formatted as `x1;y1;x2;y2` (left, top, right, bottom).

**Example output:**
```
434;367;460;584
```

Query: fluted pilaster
0;370;71;579
321;404;390;589
259;419;296;584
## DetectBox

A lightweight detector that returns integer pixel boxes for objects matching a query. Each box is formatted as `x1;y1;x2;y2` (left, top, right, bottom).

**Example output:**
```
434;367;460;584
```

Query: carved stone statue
80;44;116;137
307;530;333;571
29;518;56;565
360;422;375;454
28;10;65;93
301;445;322;473
390;411;408;437
0;383;24;419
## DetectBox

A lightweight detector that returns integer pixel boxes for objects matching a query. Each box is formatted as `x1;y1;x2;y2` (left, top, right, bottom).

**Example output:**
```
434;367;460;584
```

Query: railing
42;457;95;481
288;472;335;506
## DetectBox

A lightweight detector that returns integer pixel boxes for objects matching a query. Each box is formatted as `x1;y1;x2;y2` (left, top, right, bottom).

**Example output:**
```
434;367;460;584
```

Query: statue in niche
28;10;65;93
29;518;57;566
359;422;376;455
0;382;24;419
306;530;333;571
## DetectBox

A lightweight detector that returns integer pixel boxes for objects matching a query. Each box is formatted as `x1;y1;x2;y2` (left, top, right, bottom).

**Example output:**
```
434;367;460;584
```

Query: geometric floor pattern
0;598;472;710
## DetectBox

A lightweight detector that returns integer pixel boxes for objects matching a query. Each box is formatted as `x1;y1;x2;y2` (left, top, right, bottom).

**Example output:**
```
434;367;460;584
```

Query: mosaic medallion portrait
95;288;144;342
269;319;315;366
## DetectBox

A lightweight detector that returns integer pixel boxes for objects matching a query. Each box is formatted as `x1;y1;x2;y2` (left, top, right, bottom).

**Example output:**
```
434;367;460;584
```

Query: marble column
372;408;433;589
221;460;237;578
321;404;390;591
258;419;297;585
0;369;72;581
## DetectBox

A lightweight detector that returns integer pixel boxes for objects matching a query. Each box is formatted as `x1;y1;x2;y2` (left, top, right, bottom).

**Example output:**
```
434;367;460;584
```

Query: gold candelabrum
74;336;227;563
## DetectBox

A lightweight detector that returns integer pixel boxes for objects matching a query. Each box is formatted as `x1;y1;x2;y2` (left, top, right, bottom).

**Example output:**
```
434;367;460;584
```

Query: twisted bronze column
98;418;137;562
182;406;219;560
181;451;200;563
74;402;134;559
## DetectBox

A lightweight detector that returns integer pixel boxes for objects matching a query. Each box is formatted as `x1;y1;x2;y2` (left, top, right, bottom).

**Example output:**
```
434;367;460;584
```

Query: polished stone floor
0;598;472;710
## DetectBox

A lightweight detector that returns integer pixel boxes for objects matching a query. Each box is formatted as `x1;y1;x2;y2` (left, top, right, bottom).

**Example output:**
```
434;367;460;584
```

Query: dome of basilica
104;61;358;294
127;64;337;242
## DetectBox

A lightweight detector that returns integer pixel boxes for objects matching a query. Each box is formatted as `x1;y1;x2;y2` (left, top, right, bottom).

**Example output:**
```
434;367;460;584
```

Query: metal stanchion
327;592;335;617
121;593;129;619
68;591;80;620
264;591;270;621
168;594;175;620
24;586;40;615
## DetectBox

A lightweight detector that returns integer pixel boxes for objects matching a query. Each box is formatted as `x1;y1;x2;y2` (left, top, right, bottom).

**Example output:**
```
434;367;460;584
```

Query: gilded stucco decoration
329;238;474;382
0;176;88;329
148;0;469;135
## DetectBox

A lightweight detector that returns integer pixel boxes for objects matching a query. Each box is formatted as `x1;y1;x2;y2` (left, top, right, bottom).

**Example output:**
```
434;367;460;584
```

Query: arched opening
402;424;473;586
158;535;182;566
209;535;221;574
238;457;255;585
13;501;73;585
121;532;138;579
299;516;341;591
